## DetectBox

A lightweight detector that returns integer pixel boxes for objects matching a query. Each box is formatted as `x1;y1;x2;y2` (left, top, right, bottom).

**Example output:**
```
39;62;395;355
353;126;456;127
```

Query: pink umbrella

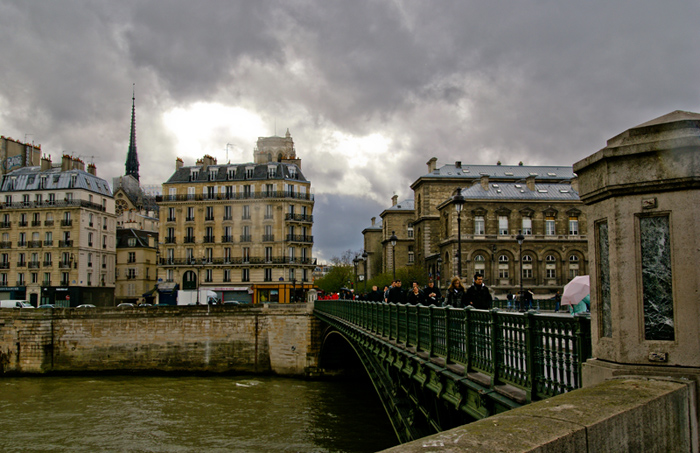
561;275;590;306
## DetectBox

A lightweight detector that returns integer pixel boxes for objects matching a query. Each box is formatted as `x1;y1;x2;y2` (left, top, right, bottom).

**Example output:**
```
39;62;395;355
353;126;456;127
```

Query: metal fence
314;299;592;402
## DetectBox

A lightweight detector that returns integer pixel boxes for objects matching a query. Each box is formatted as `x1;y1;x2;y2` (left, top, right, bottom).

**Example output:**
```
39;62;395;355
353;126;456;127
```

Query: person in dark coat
444;276;466;308
367;285;384;302
424;280;442;306
406;281;425;305
387;280;406;304
464;274;492;310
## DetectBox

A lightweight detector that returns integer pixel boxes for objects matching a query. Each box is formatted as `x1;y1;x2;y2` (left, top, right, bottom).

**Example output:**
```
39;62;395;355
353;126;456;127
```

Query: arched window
522;255;533;262
546;255;556;279
474;254;485;262
473;254;485;276
498;255;509;263
546;255;556;263
522;254;533;278
569;255;579;262
498;255;509;278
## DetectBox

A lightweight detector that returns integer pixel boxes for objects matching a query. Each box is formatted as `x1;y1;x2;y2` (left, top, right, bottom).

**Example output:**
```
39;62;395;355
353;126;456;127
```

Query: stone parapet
381;377;697;452
0;304;319;376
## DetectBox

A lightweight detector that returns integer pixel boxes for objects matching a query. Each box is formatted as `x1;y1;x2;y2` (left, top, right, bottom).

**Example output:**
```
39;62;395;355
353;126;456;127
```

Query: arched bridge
313;300;592;444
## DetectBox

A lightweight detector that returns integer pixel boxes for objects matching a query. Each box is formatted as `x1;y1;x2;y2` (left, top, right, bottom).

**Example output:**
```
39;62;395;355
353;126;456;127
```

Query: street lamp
362;251;368;293
453;188;465;278
516;231;525;311
437;256;443;289
353;256;360;291
390;231;398;280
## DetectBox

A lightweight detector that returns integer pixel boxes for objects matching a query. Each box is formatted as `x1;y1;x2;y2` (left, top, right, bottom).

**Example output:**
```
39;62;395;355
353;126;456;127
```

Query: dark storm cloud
1;0;699;261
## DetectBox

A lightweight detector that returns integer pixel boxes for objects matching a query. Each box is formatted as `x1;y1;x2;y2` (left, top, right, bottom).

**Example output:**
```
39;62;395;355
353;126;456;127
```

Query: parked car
76;304;96;308
117;303;135;308
137;303;153;307
38;304;55;309
0;300;33;308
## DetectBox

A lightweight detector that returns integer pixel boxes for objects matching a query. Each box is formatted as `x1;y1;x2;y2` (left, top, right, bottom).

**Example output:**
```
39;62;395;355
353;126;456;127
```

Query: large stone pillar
574;110;700;395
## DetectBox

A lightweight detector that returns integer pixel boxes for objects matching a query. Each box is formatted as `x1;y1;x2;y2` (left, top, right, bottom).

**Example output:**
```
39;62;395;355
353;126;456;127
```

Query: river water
0;375;399;452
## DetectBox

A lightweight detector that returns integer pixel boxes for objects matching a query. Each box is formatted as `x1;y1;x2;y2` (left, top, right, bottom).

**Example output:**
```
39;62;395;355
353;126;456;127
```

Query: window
474;254;486;276
546;255;556;279
245;167;254;179
242;247;250;262
569;216;579;235
224;206;232;220
265;205;273;219
224;269;231;282
546;216;556;235
408;246;414;264
407;224;414;238
289;268;295;281
206;206;214;220
522;216;532;235
242;268;250;282
128;252;136;263
267;166;276;178
88;232;94;247
205;269;213;283
242;205;250;220
243;185;252;197
546;268;556;279
474;216;485;235
264;268;272;282
498;255;509;263
265;247;273;262
498;216;509;235
168;207;176;221
523;268;533;279
186;207;195;221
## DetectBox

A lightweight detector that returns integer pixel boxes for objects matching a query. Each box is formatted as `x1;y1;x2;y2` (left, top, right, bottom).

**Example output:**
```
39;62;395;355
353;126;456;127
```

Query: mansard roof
116;228;158;249
164;161;309;184
426;164;575;180
460;182;580;201
385;199;415;211
1;166;112;196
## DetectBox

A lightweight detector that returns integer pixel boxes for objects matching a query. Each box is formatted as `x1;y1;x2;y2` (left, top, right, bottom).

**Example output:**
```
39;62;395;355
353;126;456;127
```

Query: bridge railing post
428;305;435;358
464;307;472;373
490;308;502;389
524;310;537;403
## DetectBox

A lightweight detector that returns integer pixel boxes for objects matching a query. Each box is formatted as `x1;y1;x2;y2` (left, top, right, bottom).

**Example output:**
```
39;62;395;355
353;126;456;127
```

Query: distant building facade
157;131;315;304
363;159;588;296
0;136;41;176
0;154;116;306
115;228;158;305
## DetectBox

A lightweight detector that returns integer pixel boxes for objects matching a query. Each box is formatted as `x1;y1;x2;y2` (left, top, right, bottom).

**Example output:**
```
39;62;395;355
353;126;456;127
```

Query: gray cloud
1;0;698;261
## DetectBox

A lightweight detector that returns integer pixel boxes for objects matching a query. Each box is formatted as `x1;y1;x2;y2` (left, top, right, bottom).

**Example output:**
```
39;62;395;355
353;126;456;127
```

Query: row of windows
2;211;109;229
478;268;582;280
3;191;107;208
0;271;104;286
484;254;581;263
165;205;311;222
162;246;311;262
1;252;109;267
1;231;109;248
174;267;309;283
188;166;298;182
469;216;579;236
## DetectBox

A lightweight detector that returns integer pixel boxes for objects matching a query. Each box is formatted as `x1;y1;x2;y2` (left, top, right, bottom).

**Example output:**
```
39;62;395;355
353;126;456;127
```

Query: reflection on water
0;375;398;452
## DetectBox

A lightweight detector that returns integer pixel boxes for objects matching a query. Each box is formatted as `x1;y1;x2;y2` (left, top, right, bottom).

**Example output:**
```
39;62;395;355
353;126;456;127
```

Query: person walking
464;274;492;310
444;276;466;308
406;281;425;305
424;280;442;306
387;279;406;304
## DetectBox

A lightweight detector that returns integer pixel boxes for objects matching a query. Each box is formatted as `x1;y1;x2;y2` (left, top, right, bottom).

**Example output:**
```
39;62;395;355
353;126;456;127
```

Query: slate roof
116;228;158;249
165;162;308;184
385;199;415;211
460;182;580;201
423;164;575;180
1;166;112;196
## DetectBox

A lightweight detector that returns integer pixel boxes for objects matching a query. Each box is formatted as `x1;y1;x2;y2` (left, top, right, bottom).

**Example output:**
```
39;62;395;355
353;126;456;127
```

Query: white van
0;300;33;308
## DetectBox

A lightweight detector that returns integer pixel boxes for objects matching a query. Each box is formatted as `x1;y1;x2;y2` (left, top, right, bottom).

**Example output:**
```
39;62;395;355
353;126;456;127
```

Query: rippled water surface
0;375;398;452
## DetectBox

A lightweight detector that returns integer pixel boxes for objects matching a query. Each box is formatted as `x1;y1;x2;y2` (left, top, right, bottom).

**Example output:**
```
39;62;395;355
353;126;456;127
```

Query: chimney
526;175;536;191
148;235;155;248
371;216;376;226
61;154;71;171
455;161;462;169
427;157;438;173
391;195;398;206
72;157;85;171
200;154;217;172
87;163;96;176
480;174;489;190
41;155;52;171
176;158;184;171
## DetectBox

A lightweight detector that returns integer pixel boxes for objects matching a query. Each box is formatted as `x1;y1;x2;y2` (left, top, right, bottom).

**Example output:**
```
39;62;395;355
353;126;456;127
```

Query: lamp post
453;188;465;278
390;231;398;280
353;256;359;291
516;231;525;312
437;256;443;290
196;257;204;305
362;251;368;293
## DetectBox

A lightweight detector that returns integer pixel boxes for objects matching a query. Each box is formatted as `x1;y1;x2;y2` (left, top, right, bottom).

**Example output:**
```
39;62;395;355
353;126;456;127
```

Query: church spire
125;84;140;181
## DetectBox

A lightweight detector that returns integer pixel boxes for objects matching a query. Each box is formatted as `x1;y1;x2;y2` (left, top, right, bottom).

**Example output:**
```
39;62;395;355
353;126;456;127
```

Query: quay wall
0;304;323;376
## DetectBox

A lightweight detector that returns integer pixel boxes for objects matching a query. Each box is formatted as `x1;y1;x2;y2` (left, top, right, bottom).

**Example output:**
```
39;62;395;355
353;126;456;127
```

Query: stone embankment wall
0;304;323;376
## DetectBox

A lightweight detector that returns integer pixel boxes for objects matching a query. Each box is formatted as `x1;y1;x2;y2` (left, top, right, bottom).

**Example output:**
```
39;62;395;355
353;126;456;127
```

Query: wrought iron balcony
59;240;73;247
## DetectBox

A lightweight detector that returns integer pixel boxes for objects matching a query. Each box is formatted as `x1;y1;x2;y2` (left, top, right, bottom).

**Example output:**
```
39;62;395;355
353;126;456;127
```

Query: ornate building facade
157;131;315;304
0;154;116;306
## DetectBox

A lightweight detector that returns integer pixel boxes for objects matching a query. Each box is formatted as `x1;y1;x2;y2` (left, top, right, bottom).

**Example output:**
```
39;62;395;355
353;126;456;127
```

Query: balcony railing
31;221;41;227
44;240;53;246
0;241;11;248
28;241;42;248
0;199;106;212
19;221;28;227
203;235;215;243
0;262;9;269
286;234;313;243
240;235;252;243
221;236;234;243
61;219;72;227
156;190;315;203
285;213;314;223
262;234;275;242
17;261;26;267
59;240;73;247
43;261;52;267
28;262;40;269
44;220;54;226
0;222;11;228
183;236;195;243
165;237;177;244
158;256;316;266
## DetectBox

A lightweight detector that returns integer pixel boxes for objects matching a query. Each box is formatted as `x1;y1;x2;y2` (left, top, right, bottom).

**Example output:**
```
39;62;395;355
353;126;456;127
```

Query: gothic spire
125;84;140;181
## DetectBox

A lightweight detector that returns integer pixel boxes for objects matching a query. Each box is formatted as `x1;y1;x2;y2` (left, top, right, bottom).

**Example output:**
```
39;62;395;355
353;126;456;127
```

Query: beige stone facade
115;229;158;305
0;154;116;306
157;133;315;304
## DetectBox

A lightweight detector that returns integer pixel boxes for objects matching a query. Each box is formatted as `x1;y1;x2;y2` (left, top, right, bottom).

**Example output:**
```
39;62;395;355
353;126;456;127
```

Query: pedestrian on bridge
406;281;425;305
367;285;384;302
465;274;492;310
387;280;406;304
424;280;442;306
444;276;466;308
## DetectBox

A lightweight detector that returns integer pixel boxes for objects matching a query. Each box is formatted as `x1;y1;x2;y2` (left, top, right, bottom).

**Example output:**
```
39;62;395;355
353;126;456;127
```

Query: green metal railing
315;299;592;402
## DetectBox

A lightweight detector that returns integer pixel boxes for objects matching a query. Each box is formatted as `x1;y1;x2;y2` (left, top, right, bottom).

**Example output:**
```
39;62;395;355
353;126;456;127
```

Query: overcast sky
1;1;698;262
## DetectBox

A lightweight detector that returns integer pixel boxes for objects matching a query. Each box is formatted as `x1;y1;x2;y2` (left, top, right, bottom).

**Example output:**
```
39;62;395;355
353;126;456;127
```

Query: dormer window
209;169;217;181
69;174;77;188
190;170;198;181
227;168;235;180
245;167;254;179
288;167;297;178
267;166;277;178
